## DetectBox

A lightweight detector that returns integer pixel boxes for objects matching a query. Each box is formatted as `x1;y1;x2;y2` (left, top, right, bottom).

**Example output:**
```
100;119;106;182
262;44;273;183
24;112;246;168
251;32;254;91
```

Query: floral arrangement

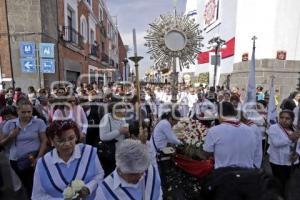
173;118;208;160
63;179;85;200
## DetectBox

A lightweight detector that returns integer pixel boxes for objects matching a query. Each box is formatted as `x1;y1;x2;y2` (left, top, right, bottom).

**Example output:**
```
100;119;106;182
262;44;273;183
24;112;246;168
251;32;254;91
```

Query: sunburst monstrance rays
145;12;203;71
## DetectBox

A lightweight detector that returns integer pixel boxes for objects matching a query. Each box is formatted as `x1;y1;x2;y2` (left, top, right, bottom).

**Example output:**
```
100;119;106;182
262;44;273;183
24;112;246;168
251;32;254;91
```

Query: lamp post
129;28;145;140
123;58;128;82
226;74;231;90
207;36;226;89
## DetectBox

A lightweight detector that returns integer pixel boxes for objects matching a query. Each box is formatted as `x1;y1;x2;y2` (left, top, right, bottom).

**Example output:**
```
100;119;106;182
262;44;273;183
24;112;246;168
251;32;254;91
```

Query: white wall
273;0;300;60
235;0;300;62
234;0;278;62
181;0;200;78
196;0;237;85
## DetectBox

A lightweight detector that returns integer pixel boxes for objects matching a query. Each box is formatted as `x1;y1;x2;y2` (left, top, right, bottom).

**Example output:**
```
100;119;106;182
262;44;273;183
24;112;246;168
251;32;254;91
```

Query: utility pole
5;0;15;89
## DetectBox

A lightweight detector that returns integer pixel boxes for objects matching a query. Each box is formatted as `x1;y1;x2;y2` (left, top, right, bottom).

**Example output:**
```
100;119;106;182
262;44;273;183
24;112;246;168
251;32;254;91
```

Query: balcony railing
62;26;83;48
101;53;109;64
109;58;115;67
90;44;99;57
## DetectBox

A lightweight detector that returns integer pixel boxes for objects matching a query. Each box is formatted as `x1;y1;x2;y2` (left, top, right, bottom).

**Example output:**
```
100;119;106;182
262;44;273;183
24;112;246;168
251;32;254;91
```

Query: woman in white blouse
99;102;129;176
52;96;88;142
267;110;300;195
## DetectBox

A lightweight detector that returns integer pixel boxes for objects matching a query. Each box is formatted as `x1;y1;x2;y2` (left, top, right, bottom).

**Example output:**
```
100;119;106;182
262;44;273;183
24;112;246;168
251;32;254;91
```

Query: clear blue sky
106;0;187;77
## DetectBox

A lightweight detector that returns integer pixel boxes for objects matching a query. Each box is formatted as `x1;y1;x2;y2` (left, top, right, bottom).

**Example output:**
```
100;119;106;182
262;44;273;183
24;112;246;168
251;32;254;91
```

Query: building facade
185;0;300;98
0;0;127;91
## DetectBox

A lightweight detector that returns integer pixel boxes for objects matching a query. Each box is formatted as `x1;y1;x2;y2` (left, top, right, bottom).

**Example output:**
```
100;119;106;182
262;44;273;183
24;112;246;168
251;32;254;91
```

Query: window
89;68;96;84
80;16;87;43
67;7;74;28
90;29;95;44
99;6;103;21
67;6;76;42
107;23;110;38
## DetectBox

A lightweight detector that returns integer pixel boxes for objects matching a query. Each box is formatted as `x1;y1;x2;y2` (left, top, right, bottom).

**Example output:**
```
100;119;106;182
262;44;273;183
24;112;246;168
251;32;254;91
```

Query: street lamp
123;58;128;82
207;36;226;88
297;72;300;91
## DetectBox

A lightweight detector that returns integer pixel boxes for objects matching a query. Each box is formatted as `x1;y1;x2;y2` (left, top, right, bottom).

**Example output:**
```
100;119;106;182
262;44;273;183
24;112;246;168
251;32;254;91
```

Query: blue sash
102;165;160;200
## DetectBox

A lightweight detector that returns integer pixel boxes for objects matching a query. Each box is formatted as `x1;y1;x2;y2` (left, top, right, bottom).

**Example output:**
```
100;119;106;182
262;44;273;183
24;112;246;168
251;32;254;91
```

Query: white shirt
52;106;88;134
31;145;104;200
244;122;263;168
146;141;158;167
190;99;217;119
99;113;126;143
161;93;172;103
293;106;299;126
154;91;163;102
179;91;189;104
203;119;257;169
267;124;300;166
147;99;160;118
52;108;73;121
248;111;267;139
96;168;162;200
151;119;181;152
72;105;88;134
187;93;198;108
293;99;299;107
145;93;151;102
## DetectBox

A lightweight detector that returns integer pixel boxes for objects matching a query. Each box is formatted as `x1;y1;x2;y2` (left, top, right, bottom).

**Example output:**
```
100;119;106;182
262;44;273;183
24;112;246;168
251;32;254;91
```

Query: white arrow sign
24;61;33;70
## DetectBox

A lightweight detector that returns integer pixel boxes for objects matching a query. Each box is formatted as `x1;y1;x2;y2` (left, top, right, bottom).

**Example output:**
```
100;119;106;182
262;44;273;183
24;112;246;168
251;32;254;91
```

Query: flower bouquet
63;180;87;200
173;118;213;178
173;118;208;160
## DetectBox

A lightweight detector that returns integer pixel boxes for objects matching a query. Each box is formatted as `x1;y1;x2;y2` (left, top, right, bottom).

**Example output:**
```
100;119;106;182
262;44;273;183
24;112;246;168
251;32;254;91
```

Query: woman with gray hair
97;139;162;200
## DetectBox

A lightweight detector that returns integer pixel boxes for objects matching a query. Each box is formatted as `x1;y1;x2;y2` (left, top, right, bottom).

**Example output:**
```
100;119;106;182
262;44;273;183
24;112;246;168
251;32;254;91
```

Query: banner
267;77;277;125
245;44;256;103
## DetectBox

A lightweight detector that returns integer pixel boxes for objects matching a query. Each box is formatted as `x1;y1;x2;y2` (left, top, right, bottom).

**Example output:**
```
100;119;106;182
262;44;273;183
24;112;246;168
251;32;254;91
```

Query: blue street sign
20;42;35;58
20;58;36;73
40;59;55;73
40;43;55;58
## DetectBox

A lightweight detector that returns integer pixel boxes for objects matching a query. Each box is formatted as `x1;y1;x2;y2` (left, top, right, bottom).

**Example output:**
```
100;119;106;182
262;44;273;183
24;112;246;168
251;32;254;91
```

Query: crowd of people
0;81;299;200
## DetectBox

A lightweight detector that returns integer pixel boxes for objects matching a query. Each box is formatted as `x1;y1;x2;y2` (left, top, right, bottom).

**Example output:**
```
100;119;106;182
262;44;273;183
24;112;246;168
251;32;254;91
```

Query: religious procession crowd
0;82;300;200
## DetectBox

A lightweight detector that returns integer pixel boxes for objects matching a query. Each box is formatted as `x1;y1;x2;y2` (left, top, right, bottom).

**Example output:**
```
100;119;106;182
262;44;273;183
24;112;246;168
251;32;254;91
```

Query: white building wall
231;0;300;63
187;0;300;85
234;0;277;62
273;0;300;60
180;0;200;81
196;0;237;85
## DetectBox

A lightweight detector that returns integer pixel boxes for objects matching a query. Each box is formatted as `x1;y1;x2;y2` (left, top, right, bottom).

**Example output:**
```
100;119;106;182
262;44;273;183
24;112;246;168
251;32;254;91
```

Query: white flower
191;139;197;145
196;143;201;148
63;186;75;199
71;179;85;192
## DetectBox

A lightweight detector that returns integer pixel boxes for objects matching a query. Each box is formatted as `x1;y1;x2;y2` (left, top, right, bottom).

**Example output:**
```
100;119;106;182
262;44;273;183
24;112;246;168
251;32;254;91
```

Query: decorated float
173;119;213;178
